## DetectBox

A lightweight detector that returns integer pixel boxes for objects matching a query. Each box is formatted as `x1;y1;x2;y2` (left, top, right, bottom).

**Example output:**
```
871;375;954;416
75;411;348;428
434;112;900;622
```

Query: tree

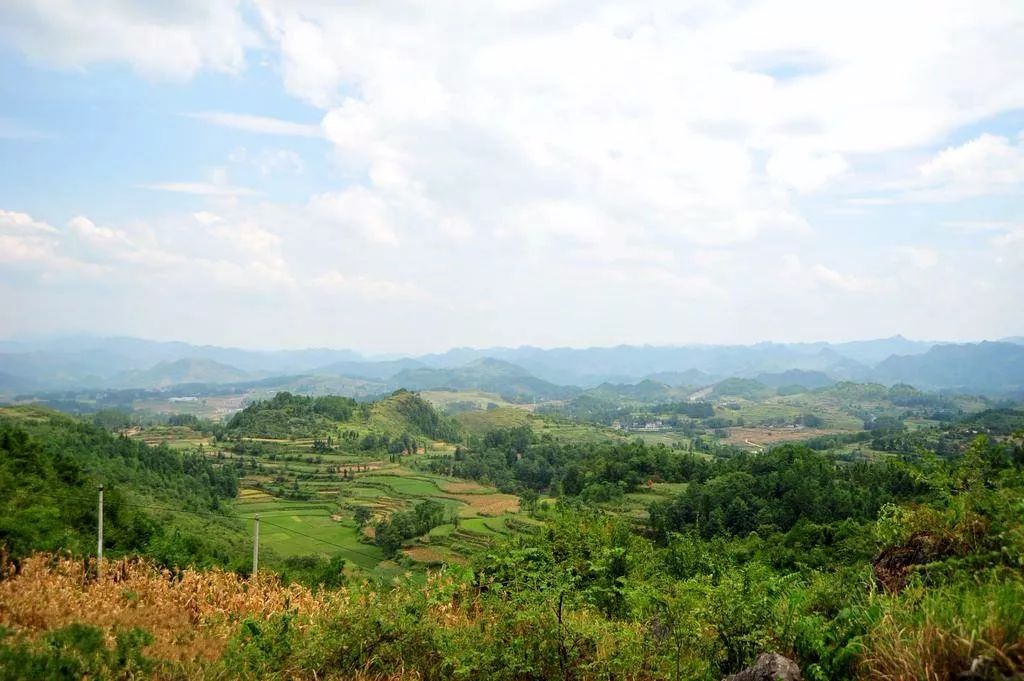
353;506;372;527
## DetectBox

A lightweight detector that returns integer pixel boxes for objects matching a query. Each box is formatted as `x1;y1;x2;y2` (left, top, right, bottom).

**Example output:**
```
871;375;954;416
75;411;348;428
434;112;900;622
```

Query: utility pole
97;484;104;578
252;514;260;578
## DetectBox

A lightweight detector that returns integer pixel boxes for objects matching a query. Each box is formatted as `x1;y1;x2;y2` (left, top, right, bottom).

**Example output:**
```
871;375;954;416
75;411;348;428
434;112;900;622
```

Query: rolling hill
387;358;578;402
875;341;1024;394
113;358;252;388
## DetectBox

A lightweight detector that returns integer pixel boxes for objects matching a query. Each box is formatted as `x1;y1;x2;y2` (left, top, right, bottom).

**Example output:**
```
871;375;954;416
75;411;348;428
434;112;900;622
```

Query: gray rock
724;653;802;681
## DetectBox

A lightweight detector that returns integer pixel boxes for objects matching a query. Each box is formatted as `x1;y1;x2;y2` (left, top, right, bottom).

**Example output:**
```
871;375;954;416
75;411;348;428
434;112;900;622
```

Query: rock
872;531;952;593
724;653;802;681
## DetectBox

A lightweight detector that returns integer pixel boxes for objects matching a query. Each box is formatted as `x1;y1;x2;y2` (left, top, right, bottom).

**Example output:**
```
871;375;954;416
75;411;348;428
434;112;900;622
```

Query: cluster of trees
647;445;927;539
541;396;716;428
387;389;461;441
226;392;358;438
372;500;447;556
428;423;968;541
358;431;420;456
427;425;708;496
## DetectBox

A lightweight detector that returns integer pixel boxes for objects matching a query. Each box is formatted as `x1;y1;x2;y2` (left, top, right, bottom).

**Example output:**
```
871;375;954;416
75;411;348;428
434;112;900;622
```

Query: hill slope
0;406;241;561
225;390;461;441
876;342;1024;393
389;358;577;401
114;358;251;388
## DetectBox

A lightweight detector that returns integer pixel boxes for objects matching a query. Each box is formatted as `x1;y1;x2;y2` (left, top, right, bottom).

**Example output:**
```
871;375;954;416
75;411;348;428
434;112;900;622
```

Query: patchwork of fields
122;384;994;573
218;435;530;574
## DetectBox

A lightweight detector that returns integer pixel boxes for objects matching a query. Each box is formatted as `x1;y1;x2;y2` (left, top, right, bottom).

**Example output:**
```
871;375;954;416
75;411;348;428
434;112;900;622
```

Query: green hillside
224;390;460;442
389;358;577;402
0;406;243;565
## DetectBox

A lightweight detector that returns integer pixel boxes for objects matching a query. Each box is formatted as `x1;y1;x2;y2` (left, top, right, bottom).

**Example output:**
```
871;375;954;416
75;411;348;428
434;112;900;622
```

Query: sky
0;1;1022;354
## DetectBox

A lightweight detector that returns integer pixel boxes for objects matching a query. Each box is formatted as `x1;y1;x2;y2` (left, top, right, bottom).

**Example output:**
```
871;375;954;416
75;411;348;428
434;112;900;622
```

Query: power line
20;487;385;563
258;518;384;561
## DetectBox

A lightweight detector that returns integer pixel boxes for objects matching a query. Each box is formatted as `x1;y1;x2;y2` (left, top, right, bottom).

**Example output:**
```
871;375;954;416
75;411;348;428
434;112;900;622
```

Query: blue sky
0;48;332;221
0;1;1022;353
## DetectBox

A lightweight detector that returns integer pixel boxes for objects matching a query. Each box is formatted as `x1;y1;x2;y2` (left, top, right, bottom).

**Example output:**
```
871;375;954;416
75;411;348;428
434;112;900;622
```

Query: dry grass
0;554;322;663
723;426;840;447
437;480;489;494
859;581;1024;680
399;544;452;565
449;493;520;516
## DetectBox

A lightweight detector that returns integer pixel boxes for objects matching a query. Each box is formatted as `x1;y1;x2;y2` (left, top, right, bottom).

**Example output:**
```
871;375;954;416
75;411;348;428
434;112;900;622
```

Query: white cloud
0;1;258;80
308;188;400;245
188;112;322;138
251;0;1024;258
141;182;257;197
811;264;874;293
262;12;346;109
914;132;1024;200
0;211;101;273
942;219;1018;233
992;226;1024;250
0;209;58;233
766;149;848;192
2;2;1024;349
229;148;305;175
897;247;939;269
69;215;124;243
311;271;430;302
990;227;1024;268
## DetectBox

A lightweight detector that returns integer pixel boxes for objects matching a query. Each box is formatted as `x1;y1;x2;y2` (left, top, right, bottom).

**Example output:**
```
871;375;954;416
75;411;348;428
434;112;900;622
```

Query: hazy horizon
1;2;1023;353
1;330;1021;358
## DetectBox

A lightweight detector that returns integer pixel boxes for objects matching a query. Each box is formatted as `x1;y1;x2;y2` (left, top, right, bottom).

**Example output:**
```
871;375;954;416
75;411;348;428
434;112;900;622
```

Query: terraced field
221;437;528;575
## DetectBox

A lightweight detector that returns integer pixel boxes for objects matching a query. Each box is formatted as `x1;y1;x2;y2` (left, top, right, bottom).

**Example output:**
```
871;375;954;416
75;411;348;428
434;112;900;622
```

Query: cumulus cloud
915;132;1024;201
248;0;1024;257
1;1;1023;349
0;209;58;233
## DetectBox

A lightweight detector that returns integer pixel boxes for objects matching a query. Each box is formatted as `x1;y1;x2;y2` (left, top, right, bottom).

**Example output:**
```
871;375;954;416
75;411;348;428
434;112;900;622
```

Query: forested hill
0;406;240;562
225;389;461;441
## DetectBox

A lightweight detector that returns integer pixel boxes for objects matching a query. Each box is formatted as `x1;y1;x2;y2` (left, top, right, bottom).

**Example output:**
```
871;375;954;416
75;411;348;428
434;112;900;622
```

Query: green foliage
711;378;772;400
430;427;709;495
279;554;347;589
0;407;241;565
226;392;358;438
4;392;1024;680
374;500;448;556
648;444;927;539
0;624;153;680
387;389;462;441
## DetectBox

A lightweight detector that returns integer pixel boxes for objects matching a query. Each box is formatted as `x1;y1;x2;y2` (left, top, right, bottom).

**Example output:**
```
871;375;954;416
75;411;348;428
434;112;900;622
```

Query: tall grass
0;554;322;663
860;577;1024;680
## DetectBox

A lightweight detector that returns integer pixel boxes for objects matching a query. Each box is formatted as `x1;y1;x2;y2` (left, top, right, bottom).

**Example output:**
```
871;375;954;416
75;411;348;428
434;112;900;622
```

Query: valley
2;344;1023;680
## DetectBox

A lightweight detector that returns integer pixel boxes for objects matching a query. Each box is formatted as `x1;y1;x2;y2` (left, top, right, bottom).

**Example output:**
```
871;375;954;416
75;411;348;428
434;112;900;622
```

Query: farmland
127;391;534;575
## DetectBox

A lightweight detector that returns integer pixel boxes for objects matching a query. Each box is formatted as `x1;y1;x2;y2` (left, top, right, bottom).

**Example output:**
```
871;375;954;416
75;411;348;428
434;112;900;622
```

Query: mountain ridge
2;335;1022;396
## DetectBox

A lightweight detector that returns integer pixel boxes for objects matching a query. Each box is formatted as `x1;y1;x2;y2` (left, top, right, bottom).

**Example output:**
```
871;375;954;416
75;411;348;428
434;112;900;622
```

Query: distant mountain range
111;358;252;388
1;334;1023;398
